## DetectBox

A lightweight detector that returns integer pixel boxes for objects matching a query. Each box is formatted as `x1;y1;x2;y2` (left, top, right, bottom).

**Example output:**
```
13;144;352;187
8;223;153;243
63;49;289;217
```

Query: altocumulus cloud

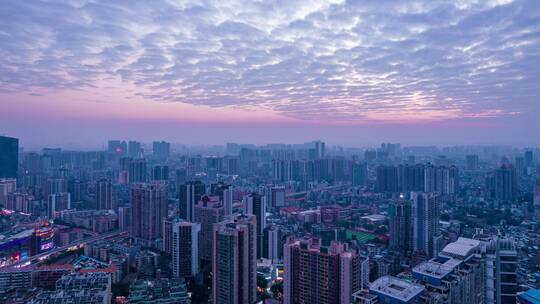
0;0;539;121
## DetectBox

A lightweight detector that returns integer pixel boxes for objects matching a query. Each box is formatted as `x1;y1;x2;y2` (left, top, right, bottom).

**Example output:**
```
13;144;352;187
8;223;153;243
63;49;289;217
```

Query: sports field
345;230;377;242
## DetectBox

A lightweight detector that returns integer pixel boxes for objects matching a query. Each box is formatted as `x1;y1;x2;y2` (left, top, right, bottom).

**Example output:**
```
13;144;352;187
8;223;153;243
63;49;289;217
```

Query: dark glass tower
179;181;206;221
0;136;18;178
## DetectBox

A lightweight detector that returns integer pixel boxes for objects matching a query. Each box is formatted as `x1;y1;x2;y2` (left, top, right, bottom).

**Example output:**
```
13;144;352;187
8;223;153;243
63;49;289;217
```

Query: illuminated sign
35;228;54;238
40;242;53;251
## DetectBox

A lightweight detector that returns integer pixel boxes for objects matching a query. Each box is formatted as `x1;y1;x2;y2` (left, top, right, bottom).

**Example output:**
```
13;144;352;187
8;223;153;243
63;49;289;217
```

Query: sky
1;0;539;149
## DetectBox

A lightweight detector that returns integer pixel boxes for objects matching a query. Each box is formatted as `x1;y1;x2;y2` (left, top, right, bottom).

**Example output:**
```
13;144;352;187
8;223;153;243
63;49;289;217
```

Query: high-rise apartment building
515;156;526;177
163;216;200;278
351;162;368;187
495;239;518;304
269;187;286;209
130;182;168;241
213;214;257;304
163;217;176;255
223;185;233;216
47;192;71;217
476;236;519;304
263;225;281;262
376;165;399;193
388;198;413;255
152;165;169;181
120;157;147;183
118;205;131;232
226;157;238;175
194;196;224;262
6;192;33;213
67;179;86;203
205;156;224;176
283;238;368;304
313;140;325;158
494;164;518;203
153;141;171;161
375;164;458;195
398;164;425;192
412;192;440;258
96;179;113;210
128;140;142;158
424;164;459;195
45;178;67;197
0;178;17;207
187;157;202;176
273;160;293;182
128;159;147;183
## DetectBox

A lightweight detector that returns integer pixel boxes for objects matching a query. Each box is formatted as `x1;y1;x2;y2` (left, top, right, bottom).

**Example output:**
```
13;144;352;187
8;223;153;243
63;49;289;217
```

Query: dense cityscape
2;0;540;303
0;136;539;303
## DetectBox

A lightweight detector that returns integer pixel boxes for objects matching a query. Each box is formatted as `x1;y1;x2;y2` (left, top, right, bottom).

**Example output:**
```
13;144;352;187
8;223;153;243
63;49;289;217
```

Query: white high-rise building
118;206;131;232
0;178;17;206
96;179;113;210
48;192;71;218
223;185;233;216
265;225;280;262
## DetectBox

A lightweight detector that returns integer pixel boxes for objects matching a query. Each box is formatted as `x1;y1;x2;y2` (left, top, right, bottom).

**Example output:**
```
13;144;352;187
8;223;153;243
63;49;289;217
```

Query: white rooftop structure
369;276;425;302
0;228;34;244
413;256;462;280
361;214;387;222
440;237;480;260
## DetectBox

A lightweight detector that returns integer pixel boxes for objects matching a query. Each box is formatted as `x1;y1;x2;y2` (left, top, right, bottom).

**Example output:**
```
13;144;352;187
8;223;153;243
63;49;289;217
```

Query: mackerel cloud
1;0;539;121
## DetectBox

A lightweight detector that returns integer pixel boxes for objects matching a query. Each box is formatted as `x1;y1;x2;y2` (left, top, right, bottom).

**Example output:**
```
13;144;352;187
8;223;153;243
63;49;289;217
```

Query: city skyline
2;0;540;148
2;1;540;303
0;135;538;303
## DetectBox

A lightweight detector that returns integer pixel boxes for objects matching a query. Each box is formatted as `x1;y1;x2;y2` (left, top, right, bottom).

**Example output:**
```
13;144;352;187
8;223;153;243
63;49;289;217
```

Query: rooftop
518;289;540;304
369;276;425;301
440;237;480;260
0;228;33;243
413;256;462;280
361;214;387;222
73;255;110;270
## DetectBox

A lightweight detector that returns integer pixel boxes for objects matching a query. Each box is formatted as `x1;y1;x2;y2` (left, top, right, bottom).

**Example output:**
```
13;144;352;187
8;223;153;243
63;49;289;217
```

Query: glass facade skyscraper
0;136;18;178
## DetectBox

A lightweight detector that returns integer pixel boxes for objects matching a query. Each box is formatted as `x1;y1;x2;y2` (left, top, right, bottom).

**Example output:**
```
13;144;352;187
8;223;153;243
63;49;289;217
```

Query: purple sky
1;0;539;149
